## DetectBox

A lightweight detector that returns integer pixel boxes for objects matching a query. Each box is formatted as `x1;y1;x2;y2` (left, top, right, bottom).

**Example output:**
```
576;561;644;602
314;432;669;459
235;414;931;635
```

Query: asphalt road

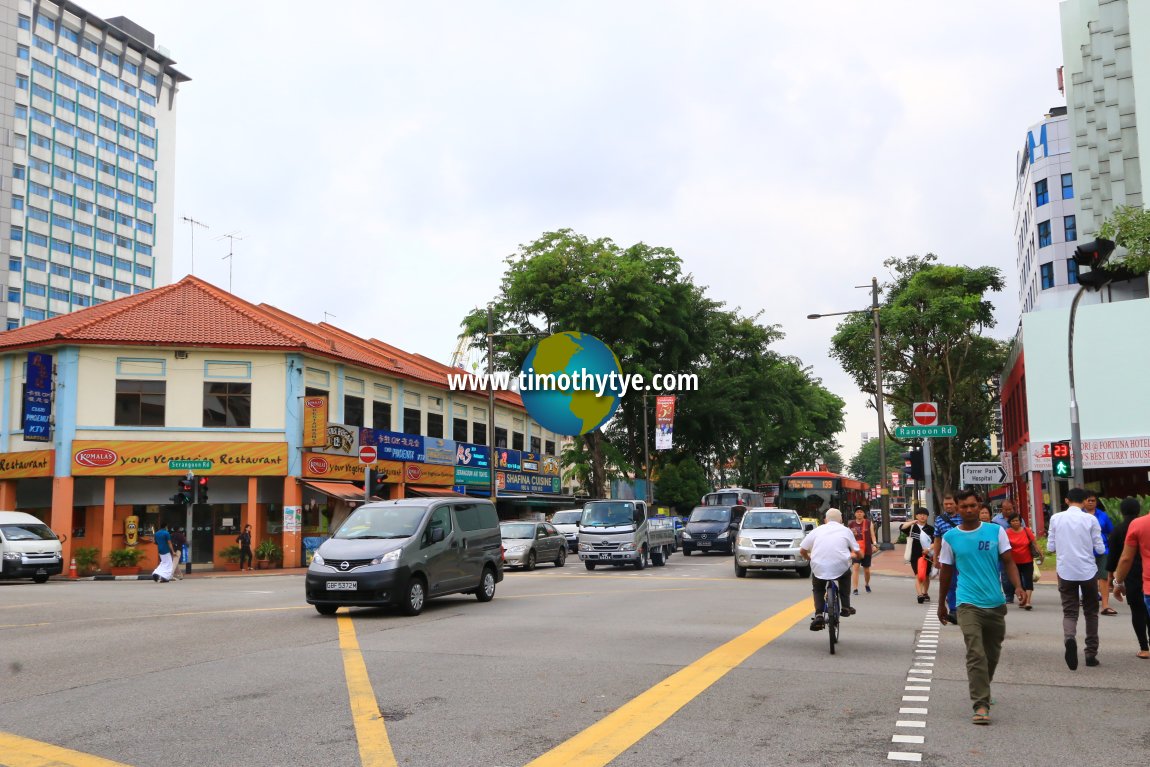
1;553;1147;767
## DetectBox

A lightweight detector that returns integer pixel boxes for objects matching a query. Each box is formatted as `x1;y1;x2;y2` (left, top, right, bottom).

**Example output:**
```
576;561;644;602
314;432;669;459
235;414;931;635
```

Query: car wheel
400;575;427;616
651;548;665;566
314;604;339;616
525;550;537;571
32;574;49;584
555;548;566;567
682;548;692;556
585;561;596;570
635;548;646;570
475;566;497;602
734;563;747;578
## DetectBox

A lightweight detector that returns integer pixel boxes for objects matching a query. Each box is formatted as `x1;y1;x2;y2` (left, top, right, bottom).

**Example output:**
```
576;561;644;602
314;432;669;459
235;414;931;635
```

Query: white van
0;511;64;583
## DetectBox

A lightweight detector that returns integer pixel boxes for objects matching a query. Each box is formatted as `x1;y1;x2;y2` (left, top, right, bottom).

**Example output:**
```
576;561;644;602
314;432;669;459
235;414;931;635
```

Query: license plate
763;556;785;562
698;541;711;547
326;581;357;591
35;568;47;574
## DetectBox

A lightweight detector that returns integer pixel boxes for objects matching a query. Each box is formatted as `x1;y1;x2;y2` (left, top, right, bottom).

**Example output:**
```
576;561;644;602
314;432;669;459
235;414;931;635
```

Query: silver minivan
0;511;63;583
305;498;503;616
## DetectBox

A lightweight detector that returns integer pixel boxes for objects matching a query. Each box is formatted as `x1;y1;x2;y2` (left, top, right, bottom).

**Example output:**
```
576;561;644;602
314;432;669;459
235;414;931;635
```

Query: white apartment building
1;0;187;329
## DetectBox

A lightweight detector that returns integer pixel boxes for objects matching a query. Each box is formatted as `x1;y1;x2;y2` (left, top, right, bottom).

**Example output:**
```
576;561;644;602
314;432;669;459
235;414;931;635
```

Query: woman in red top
848;507;877;596
1006;515;1040;609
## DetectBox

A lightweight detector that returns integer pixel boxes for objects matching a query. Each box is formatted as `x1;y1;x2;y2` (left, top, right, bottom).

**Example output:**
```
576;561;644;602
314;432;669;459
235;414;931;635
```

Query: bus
701;487;765;508
754;483;780;507
776;471;871;522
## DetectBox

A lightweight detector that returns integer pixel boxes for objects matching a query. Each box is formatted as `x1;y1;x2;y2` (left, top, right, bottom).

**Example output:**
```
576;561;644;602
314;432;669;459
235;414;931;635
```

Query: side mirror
633;511;645;525
803;523;815;533
429;527;445;543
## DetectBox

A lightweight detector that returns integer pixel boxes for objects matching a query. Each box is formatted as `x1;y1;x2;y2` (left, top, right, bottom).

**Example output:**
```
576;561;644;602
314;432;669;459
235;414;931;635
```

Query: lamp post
807;276;893;549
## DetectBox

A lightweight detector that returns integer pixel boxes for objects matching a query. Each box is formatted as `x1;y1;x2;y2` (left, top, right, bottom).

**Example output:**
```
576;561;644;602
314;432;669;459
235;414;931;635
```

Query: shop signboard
302;452;403;481
520;452;540;473
496;448;522;472
0;449;54;479
302;396;327;447
424;438;457;466
360;429;425;463
71;441;288;476
403;462;454;485
24;352;53;442
499;472;561;494
455;442;490;469
314;422;359;455
454;465;490;486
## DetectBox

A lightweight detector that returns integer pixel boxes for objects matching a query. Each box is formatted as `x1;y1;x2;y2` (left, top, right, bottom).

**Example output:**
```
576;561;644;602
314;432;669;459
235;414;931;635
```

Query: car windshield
550;511;582;524
581;502;635;527
333;506;426;539
742;512;801;530
689;506;730;523
501;523;536;539
0;523;57;541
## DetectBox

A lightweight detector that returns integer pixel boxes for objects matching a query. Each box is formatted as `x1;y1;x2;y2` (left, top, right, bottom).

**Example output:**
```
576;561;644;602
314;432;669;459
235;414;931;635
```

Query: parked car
501;521;567;570
0;511;63;583
549;509;583;552
733;508;814;578
305;498;503;616
681;505;744;555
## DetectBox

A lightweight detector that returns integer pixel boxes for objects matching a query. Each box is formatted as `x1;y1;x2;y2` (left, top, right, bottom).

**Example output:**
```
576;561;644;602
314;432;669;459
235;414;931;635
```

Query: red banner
655;395;676;450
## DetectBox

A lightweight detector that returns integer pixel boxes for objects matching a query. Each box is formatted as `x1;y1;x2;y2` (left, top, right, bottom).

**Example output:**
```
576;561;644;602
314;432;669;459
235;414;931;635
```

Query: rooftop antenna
323;311;336;323
216;231;245;293
181;216;209;275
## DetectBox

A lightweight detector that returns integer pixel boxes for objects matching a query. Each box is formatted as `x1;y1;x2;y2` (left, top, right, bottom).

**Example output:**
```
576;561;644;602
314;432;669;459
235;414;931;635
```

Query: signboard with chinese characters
496;448;522;472
23;352;53;442
360;429;425;462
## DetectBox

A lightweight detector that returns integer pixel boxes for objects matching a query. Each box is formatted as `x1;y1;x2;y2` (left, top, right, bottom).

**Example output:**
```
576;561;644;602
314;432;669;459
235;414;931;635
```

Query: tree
1099;205;1150;274
829;255;1007;509
822;449;844;475
847;437;901;487
653;458;711;514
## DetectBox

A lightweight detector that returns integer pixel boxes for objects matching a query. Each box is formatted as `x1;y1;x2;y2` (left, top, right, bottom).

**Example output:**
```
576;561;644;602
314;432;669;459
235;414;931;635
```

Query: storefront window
214;505;241;536
265;504;282;534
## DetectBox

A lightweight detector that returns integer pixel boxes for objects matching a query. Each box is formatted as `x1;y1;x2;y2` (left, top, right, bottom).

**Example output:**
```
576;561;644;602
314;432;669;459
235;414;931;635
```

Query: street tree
653;458;711;514
847;437;901;487
1098;205;1150;275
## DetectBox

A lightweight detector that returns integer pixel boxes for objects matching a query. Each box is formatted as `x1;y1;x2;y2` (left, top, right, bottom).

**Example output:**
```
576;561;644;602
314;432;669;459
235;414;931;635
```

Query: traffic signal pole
184;471;194;575
1067;286;1087;487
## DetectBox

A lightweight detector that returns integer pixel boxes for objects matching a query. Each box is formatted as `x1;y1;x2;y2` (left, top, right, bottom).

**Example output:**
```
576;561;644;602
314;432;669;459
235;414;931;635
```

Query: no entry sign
358;445;378;465
912;402;938;427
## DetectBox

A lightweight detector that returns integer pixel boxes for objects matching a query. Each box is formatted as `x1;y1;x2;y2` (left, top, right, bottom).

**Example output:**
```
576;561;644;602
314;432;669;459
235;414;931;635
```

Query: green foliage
73;545;100;573
847;438;902;487
255;539;282;561
654;458;712;514
1098;205;1150;274
822;449;844;474
109;548;143;567
219;544;243;563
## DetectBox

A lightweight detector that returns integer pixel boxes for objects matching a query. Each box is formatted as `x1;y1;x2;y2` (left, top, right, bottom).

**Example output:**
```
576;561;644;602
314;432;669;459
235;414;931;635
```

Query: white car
733;508;814;578
549;509;583;552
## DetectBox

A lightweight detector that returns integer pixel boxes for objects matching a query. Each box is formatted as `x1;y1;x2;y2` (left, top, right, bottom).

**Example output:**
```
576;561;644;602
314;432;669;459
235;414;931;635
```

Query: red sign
359;445;378;465
74;448;118;468
912;402;938;426
307;455;330;475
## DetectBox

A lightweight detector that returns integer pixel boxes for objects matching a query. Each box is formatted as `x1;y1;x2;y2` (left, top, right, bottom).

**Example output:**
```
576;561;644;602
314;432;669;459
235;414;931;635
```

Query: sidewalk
65;567;309;581
869;547;1058;586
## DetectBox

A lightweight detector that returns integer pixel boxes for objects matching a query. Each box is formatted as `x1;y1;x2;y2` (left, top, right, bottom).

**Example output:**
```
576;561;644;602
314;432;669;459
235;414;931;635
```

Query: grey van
305;498;503;616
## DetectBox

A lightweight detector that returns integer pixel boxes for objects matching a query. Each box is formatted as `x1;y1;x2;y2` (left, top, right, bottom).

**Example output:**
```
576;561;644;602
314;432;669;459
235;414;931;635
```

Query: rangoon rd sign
894;425;957;439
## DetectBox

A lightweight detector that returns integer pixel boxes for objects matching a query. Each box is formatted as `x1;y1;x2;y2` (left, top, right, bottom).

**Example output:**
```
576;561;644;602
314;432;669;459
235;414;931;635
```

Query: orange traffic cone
69;557;77;579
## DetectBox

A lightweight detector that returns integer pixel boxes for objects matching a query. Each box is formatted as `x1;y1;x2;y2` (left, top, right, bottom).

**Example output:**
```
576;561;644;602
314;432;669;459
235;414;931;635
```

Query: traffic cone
69;557;77;579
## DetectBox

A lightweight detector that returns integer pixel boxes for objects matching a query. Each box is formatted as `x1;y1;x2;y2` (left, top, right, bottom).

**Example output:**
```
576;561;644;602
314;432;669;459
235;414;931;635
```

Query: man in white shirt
800;508;861;630
1047;487;1107;669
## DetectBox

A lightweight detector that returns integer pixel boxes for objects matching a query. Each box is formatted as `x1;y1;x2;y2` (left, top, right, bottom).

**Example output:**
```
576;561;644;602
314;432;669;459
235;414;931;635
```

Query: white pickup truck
577;500;676;570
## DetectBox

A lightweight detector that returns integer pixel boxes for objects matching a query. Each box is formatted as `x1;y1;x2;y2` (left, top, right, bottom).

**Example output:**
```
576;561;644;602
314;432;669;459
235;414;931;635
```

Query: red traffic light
1073;238;1116;268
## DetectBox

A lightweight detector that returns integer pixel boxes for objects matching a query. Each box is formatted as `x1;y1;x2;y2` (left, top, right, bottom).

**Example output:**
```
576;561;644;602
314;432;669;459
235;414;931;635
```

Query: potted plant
219;544;243;571
109;547;143;576
255;539;282;570
73;545;100;576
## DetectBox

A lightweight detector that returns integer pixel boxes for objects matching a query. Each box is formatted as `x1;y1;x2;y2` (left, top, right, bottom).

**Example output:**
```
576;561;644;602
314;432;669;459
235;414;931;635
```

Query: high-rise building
1;0;187;328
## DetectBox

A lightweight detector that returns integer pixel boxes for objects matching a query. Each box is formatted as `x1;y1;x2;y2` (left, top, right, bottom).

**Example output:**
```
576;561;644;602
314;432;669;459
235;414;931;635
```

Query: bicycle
824;578;842;654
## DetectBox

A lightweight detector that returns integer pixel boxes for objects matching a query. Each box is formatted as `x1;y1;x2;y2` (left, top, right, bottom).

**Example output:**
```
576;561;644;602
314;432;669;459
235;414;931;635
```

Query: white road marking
887;751;923;762
888;606;940;762
892;734;925;744
902;695;929;702
896;720;926;728
899;707;928;715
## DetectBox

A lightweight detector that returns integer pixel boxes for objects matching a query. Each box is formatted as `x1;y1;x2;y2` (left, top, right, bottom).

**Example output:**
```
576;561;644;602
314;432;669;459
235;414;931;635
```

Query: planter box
220;562;241;571
256;559;271;570
110;566;139;576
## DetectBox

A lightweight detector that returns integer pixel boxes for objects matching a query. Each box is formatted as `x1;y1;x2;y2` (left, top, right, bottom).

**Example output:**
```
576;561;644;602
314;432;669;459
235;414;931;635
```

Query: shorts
857;552;872;568
1095;554;1108;581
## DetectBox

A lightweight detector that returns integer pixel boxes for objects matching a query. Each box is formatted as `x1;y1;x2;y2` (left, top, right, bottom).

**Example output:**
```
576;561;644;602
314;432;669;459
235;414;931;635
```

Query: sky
89;0;1066;466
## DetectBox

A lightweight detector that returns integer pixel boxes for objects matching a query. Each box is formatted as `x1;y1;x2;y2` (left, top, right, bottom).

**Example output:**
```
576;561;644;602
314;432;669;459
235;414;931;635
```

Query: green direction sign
454;465;491;486
894;425;957;439
168;460;213;471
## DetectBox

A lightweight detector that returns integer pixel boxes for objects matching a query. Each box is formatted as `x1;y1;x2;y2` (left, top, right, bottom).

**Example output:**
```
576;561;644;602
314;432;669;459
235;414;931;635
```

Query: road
1;553;1146;767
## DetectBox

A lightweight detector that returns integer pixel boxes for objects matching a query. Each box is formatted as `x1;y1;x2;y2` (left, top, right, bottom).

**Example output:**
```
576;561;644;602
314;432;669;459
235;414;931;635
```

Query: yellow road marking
0;732;134;767
524;597;812;767
338;614;399;767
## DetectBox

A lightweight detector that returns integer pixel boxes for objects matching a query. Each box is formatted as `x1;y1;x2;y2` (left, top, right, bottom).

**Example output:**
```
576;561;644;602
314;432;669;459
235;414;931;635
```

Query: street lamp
807;276;893;549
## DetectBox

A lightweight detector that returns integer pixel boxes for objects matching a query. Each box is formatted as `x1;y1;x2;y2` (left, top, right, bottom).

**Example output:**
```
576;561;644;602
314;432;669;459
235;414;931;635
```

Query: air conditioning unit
174;350;189;359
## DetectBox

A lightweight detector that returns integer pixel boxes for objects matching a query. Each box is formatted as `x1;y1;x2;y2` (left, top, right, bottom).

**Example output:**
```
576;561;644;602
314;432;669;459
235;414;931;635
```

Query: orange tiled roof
0;275;524;409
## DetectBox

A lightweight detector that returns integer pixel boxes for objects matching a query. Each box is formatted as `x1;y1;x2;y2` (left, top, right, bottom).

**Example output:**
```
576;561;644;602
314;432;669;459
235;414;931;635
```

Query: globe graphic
520;332;624;436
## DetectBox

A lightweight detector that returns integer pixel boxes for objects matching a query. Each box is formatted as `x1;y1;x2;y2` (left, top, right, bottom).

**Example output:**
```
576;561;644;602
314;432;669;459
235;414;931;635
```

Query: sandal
1137;651;1149;659
1101;608;1118;616
972;708;990;725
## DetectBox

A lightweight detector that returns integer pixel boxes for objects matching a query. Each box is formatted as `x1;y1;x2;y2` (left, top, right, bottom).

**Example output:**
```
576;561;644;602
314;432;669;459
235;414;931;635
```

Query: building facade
2;0;186;329
0;277;569;574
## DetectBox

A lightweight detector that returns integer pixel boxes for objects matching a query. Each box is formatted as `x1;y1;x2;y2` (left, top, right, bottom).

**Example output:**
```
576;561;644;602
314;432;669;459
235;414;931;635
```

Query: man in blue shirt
932;494;962;623
938;488;1027;725
151;521;174;583
1084;491;1116;616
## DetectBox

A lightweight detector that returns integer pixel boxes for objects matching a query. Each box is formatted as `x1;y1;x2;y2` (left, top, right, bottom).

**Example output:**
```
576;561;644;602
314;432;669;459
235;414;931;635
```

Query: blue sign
455;442;490;469
521;452;540;473
359;428;425;462
496;448;522;472
23;352;52;442
500;471;561;494
424;438;457;466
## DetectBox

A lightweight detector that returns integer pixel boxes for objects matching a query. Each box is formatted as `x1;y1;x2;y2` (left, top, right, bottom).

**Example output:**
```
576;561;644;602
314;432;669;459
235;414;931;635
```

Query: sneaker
1065;638;1079;670
810;617;825;631
923;594;931;602
152;574;159;582
840;606;856;617
1085;656;1100;667
852;589;859;596
917;595;925;604
865;585;872;593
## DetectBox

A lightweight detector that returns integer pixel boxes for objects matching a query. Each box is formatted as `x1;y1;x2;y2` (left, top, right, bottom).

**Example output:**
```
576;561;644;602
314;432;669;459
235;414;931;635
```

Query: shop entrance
192;504;213;563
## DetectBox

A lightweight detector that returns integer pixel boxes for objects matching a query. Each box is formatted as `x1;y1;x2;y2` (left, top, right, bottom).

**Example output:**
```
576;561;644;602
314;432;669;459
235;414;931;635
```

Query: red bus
777;471;870;522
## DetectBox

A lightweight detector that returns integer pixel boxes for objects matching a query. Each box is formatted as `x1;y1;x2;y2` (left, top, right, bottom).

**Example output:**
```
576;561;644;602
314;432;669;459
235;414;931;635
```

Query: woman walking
1005;515;1040;610
901;508;934;603
1108;497;1148;659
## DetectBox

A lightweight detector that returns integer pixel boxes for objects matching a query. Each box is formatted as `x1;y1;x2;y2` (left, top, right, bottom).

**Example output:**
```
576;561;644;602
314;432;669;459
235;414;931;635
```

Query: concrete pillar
0;479;17;509
101;477;115;569
50;476;74;567
282;475;301;567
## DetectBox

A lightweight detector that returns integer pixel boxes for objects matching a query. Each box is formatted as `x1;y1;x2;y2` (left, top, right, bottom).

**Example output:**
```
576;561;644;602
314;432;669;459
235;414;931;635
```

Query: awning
301;480;380;503
406;485;466;498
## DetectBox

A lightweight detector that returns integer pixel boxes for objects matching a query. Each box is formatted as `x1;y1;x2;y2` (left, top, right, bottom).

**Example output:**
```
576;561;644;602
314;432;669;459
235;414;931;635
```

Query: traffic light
1049;441;1072;478
366;469;387;498
1074;238;1117;290
196;476;209;504
171;478;193;505
904;448;925;482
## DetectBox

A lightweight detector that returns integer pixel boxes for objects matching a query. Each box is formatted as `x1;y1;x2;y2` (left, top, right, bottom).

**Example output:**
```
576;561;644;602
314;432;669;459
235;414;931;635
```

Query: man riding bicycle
800;508;862;630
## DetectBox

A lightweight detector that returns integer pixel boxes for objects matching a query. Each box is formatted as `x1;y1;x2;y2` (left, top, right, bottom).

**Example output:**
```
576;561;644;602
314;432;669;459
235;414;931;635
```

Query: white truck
577;500;675;570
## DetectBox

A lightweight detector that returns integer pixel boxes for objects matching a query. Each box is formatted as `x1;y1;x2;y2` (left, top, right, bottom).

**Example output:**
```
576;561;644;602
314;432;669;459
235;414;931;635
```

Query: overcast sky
91;0;1065;464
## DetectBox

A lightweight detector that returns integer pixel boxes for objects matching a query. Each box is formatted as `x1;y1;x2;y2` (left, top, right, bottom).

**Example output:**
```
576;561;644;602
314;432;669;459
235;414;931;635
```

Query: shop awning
406;485;466;498
301;480;379;503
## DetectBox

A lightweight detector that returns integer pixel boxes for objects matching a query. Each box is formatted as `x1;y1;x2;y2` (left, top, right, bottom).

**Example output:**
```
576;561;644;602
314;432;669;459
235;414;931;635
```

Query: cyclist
800;508;862;631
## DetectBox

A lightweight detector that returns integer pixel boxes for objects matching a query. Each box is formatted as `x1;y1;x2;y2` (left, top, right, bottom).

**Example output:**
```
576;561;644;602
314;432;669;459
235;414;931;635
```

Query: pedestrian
937;488;1027;725
932;493;962;625
237;524;254;571
1005;515;1040;610
170;527;187;580
151;521;174;583
1047;487;1106;669
992;499;1021;530
1084;490;1117;616
848;506;877;595
900;507;934;603
979;506;992;523
799;508;861;630
1107;497;1148;659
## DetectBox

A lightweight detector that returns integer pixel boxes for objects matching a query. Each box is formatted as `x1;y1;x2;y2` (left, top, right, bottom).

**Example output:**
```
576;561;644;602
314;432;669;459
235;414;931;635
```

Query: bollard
68;557;77;579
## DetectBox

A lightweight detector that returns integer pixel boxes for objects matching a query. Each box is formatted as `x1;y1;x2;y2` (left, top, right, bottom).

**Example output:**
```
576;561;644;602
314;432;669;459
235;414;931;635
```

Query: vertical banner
654;395;676;450
890;470;900;491
302;396;327;447
24;352;53;442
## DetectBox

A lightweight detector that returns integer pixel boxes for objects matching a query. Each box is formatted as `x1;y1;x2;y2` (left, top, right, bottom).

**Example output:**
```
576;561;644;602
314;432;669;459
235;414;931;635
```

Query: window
16;74;28;90
24;307;45;321
28;206;48;222
203;382;251;428
495;427;508;449
49;287;69;302
1037;220;1052;248
372;402;392;431
135;264;152;278
1067;258;1079;285
427;412;444;438
18;14;29;29
8;288;20;303
1035;179;1049;207
25;282;46;297
13;164;25;180
1064;215;1076;243
546;439;556;456
453;418;468;442
531;436;542;454
512;432;524;451
50;264;70;278
17;45;29;60
10;257;22;271
73;269;90;282
1062;173;1074;199
403;407;421;435
7;319;18;330
114;257;132;272
10;226;23;242
1040;262;1055;290
473;422;487;446
344;395;365;428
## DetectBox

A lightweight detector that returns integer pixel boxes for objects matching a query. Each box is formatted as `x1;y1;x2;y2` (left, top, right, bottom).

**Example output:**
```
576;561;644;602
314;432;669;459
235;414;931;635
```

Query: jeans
239;545;253;570
812;570;852;614
956;604;1007;711
1058;576;1100;656
947;571;959;612
1129;582;1149;652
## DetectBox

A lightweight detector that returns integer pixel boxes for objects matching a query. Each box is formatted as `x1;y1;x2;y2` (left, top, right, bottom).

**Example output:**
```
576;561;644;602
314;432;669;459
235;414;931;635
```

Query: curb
59;568;308;582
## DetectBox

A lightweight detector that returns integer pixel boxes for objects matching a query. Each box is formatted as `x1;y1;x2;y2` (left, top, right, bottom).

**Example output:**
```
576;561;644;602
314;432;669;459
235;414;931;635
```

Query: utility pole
487;305;497;505
643;394;651;505
870;277;892;549
181;216;209;275
217;231;244;293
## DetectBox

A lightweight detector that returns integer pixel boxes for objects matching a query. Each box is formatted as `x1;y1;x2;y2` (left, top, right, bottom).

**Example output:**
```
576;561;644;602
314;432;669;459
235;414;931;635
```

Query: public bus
754;483;780;507
701;487;765;508
776;471;871;522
